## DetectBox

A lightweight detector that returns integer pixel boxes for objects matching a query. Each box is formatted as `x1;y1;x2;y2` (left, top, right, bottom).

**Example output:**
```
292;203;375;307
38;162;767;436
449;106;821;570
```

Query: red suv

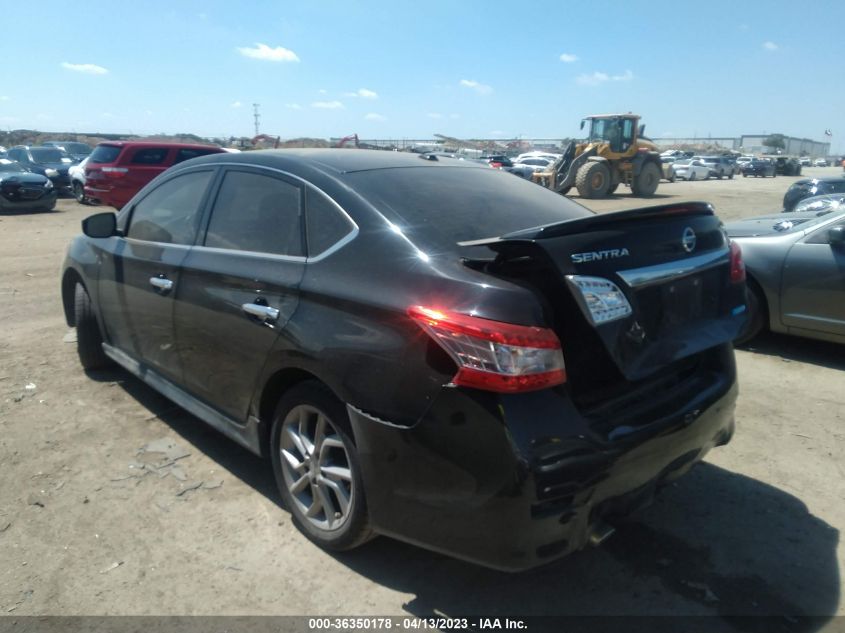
84;142;225;209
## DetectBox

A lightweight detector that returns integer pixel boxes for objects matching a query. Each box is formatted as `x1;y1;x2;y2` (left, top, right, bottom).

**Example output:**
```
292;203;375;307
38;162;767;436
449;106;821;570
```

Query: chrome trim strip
124;237;191;250
616;248;730;289
101;343;261;455
190;244;307;263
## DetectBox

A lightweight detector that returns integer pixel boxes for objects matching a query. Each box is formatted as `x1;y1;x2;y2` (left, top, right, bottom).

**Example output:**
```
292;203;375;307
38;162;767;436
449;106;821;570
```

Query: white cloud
145;110;153;116
576;69;633;86
0;96;9;101
449;113;460;119
285;103;302;110
101;112;114;118
231;101;242;108
312;101;344;109
559;53;578;63
236;43;300;62
61;62;108;75
763;41;778;51
490;130;504;136
460;79;493;95
364;113;386;121
0;116;19;124
344;88;379;99
427;113;443;119
577;72;609;86
318;89;328;94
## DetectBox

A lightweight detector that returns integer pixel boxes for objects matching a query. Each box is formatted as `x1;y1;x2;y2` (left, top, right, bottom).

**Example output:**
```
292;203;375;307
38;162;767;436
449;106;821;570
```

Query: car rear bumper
348;349;737;571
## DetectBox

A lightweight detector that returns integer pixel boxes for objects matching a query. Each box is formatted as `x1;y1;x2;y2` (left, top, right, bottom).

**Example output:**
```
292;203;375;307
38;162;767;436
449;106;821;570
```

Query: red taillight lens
729;240;745;283
408;306;566;393
490;162;503;168
101;167;128;178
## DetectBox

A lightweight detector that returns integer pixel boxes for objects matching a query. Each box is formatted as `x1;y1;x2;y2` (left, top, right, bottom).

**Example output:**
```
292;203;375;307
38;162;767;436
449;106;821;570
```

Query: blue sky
1;0;843;152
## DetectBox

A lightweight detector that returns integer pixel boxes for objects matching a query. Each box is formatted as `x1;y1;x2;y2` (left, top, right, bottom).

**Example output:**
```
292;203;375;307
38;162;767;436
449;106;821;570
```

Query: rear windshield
29;148;64;163
345;166;592;252
63;143;91;155
89;145;122;164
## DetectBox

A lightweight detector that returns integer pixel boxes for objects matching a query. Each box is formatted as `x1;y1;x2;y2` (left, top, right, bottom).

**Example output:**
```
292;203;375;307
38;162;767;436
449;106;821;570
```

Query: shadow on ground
736;331;845;372
88;368;840;632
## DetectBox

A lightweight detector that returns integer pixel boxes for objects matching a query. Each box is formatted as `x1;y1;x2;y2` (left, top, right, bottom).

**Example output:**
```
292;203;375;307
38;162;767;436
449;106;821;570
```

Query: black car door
173;166;306;422
96;168;216;382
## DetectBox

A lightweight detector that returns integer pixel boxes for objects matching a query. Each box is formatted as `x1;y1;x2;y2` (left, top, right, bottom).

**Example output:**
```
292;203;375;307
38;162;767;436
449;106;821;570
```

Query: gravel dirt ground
0;167;843;629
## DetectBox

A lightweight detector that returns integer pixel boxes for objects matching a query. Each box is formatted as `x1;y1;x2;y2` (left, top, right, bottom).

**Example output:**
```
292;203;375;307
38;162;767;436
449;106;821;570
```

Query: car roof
182;148;490;174
95;141;223;150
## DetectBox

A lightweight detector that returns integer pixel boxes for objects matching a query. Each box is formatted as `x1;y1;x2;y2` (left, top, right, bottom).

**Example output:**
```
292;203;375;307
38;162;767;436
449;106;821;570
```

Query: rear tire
72;181;86;204
74;283;112;370
575;162;610;198
690;172;697;181
270;381;373;552
631;162;660;197
735;282;767;346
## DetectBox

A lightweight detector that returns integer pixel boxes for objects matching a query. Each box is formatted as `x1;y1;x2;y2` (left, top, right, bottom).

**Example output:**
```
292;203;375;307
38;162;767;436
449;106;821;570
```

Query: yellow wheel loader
532;114;663;199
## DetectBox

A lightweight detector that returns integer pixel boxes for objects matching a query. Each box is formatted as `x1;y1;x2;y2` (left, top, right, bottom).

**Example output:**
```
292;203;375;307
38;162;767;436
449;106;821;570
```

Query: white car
813;158;829;167
68;157;89;203
672;159;711;181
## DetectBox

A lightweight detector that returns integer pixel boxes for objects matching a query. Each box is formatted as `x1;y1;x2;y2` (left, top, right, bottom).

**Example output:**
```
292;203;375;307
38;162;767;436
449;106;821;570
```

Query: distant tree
763;134;786;151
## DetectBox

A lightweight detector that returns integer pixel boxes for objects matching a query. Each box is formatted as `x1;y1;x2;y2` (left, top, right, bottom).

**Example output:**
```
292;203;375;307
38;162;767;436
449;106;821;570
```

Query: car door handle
149;276;174;292
242;302;280;323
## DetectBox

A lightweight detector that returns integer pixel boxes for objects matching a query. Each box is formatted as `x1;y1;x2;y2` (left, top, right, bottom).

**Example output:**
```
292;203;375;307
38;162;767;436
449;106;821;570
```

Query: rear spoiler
458;201;716;248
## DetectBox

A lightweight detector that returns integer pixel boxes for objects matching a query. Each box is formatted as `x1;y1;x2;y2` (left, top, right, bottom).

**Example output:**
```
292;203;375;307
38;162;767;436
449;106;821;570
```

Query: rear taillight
101;167;128;178
729;240;745;283
490;162;503;168
408;306;566;393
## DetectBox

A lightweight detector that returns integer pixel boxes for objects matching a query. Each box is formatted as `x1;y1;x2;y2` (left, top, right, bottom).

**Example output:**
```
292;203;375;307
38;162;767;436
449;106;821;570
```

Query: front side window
204;170;303;257
126;170;213;244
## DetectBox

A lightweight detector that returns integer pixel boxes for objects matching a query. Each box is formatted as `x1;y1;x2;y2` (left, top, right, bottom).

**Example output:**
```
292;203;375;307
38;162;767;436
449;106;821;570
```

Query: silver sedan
726;209;845;344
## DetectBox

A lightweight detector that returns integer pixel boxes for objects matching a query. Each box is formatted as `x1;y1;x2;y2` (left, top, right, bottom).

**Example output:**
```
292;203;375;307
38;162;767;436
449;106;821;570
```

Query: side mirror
580;120;585;130
82;212;117;238
829;226;845;247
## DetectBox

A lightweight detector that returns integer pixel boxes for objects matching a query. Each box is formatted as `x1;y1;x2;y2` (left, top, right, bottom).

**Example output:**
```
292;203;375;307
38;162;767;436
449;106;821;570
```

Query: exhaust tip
588;521;616;547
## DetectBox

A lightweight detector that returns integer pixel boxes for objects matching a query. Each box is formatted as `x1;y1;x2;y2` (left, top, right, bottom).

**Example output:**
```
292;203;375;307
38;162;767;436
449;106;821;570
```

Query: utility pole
253;103;260;137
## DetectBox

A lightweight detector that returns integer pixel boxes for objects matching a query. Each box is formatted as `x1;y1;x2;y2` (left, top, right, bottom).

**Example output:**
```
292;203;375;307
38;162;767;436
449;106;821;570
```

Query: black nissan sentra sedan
61;149;746;570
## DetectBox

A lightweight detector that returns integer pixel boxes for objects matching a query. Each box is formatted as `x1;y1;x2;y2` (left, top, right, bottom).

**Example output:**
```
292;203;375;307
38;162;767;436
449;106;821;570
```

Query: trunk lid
462;202;746;385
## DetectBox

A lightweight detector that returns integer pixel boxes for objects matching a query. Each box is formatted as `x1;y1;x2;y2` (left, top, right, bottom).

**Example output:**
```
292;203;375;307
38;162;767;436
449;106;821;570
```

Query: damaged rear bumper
348;346;737;571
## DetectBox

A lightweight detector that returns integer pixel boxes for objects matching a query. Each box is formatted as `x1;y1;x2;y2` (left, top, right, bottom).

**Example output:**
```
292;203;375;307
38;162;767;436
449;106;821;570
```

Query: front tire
575;162;610;198
74;283;112;370
690;172;697;181
270;382;373;551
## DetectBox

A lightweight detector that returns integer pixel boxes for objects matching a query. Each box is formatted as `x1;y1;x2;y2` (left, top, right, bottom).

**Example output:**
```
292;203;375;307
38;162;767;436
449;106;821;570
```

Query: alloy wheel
279;404;354;532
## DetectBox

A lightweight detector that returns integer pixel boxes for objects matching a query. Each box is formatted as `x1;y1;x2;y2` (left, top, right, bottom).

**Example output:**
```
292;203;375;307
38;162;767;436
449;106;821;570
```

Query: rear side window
89;145;122;164
131;148;169;165
305;189;355;256
126;170;213;244
204;170;303;257
174;148;220;164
